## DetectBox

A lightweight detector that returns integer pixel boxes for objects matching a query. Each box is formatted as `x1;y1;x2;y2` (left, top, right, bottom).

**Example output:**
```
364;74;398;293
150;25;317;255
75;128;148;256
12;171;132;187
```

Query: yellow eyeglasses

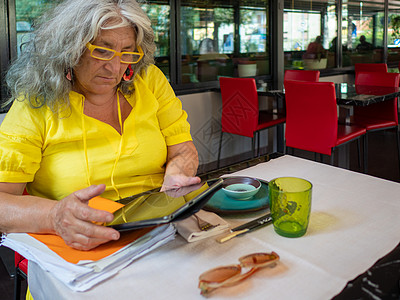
86;42;144;64
198;252;279;296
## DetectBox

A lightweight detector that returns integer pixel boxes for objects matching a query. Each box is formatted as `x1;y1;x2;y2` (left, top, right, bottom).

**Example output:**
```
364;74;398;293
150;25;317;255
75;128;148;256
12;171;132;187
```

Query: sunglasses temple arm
199;267;258;297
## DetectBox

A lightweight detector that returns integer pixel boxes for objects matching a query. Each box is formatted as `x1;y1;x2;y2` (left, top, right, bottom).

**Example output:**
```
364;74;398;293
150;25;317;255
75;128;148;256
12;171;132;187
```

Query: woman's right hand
50;184;120;250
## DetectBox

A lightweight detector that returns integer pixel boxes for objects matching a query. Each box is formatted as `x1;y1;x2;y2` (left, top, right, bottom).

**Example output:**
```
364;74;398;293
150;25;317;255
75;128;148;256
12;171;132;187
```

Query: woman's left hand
161;141;200;191
161;174;201;191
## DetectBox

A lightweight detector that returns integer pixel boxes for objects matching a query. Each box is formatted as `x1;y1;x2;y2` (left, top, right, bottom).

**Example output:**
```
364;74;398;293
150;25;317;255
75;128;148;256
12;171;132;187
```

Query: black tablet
106;178;223;231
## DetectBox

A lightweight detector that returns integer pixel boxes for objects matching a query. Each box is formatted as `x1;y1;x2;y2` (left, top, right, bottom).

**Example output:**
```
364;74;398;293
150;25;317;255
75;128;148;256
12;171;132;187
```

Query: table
334;83;400;106
263;83;400;164
259;83;400;106
28;155;400;300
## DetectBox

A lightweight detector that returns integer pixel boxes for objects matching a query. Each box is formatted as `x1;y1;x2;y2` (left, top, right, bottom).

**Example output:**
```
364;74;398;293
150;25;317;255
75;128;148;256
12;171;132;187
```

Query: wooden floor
0;128;399;300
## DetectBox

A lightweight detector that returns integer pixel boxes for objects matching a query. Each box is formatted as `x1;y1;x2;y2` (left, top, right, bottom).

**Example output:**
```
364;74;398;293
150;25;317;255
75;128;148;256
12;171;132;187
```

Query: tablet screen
106;178;223;231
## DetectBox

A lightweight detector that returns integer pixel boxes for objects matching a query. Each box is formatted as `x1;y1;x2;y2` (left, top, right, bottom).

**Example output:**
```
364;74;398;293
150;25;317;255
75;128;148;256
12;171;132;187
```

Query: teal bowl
222;177;261;200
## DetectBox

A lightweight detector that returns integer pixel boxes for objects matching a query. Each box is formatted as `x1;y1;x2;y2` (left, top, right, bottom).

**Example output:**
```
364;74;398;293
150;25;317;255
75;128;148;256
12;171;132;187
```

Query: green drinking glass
268;177;312;238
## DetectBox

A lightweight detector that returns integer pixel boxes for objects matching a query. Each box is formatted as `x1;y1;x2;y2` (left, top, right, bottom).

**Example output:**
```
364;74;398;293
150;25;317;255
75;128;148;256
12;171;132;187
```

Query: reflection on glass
15;0;62;56
142;2;171;80
341;0;384;67
14;1;171;79
388;12;400;67
180;0;269;83
283;0;337;70
340;82;348;94
108;182;209;225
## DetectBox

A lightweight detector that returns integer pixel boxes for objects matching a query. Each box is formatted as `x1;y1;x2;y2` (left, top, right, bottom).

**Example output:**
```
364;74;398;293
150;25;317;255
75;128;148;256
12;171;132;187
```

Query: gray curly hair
5;0;155;112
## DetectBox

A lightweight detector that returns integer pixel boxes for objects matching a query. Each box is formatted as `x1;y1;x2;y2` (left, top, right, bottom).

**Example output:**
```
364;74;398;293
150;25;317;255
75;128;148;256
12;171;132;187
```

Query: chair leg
330;148;334;166
14;269;21;300
396;126;400;173
251;137;255;158
257;131;261;157
217;131;223;169
364;133;368;174
357;138;361;168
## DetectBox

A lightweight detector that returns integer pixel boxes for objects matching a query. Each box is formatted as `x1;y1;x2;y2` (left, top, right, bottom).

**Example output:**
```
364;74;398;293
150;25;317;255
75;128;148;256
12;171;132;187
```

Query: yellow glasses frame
86;42;144;64
198;252;279;296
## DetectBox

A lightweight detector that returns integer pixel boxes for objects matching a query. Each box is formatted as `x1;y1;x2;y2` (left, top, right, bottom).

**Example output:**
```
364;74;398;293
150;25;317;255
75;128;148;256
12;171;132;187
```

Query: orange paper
28;196;155;264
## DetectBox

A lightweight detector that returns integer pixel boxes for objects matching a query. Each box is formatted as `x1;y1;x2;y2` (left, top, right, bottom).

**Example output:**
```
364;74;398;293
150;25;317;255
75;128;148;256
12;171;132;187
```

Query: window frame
0;0;397;106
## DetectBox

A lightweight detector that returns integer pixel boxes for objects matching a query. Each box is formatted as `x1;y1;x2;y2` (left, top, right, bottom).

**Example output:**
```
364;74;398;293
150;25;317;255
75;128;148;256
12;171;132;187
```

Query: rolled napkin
175;209;229;242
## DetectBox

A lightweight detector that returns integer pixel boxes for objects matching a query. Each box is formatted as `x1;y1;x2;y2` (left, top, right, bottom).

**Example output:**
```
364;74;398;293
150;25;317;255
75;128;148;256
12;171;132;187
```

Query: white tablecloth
28;155;400;299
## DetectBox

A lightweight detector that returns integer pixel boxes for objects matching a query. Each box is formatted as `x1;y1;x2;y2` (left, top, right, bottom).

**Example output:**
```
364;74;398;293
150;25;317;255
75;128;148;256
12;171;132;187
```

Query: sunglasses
198;251;280;296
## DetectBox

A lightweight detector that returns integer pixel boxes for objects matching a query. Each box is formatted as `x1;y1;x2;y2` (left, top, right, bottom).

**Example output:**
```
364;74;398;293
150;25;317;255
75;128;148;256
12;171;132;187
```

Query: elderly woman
0;0;199;251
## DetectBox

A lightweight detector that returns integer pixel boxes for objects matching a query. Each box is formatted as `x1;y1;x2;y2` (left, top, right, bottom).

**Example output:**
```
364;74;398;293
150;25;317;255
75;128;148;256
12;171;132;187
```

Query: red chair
283;70;320;121
284;80;367;169
14;252;27;300
350;72;400;173
217;77;286;168
284;70;320;82
354;63;387;73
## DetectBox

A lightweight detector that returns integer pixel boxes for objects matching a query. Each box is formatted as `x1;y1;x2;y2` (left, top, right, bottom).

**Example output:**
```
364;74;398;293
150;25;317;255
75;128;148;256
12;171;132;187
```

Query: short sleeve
0;100;44;182
141;65;192;146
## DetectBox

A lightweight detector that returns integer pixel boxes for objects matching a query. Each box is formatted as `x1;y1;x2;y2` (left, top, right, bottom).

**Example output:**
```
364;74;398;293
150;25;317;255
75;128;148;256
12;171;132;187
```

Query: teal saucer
204;179;269;214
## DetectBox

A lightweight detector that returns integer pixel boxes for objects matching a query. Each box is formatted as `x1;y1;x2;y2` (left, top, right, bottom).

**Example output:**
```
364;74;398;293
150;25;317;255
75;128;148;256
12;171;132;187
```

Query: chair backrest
219;77;259;138
354;63;387;73
15;252;28;273
355;72;400;124
284;70;320;82
284;80;338;155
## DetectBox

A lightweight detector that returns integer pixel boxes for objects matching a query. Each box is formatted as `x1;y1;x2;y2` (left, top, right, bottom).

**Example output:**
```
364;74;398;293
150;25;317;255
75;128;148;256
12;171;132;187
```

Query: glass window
341;0;384;67
15;0;61;55
388;3;400;69
284;0;337;70
180;0;269;83
15;1;171;79
142;1;171;80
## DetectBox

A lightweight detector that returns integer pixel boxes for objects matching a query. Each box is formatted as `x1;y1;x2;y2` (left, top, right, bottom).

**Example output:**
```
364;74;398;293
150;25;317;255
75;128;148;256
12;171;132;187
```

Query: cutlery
194;214;218;231
217;213;272;243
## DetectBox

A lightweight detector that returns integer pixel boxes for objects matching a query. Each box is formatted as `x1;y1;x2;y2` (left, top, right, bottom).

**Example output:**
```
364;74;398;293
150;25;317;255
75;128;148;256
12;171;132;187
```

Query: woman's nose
106;56;123;73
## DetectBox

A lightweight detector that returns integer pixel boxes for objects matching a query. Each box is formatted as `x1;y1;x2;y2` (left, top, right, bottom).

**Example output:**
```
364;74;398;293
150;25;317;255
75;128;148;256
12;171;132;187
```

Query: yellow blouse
0;65;192;200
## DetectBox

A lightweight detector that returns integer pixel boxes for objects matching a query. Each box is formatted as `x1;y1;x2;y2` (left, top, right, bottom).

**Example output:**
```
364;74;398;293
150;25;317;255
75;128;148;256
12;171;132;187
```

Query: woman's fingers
62;222;120;250
161;175;201;191
50;185;120;250
73;184;106;204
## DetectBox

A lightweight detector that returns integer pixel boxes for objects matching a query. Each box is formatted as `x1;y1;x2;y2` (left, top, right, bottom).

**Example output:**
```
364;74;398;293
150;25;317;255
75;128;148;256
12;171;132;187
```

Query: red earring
66;69;72;81
123;65;133;81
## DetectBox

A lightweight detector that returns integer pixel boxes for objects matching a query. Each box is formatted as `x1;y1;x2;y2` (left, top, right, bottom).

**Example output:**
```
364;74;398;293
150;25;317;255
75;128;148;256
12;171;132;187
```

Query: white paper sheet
2;224;175;291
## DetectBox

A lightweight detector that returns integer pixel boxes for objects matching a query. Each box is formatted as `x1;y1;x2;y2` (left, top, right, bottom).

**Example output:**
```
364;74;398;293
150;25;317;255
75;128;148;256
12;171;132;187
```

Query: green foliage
16;0;62;24
213;8;234;24
390;15;400;39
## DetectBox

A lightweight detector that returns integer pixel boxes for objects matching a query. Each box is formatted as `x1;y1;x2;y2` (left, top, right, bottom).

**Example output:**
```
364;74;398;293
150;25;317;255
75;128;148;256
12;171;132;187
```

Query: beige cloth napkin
174;209;229;242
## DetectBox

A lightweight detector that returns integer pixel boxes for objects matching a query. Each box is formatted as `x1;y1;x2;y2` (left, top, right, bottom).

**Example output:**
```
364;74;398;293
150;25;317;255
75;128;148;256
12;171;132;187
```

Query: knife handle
217;229;249;243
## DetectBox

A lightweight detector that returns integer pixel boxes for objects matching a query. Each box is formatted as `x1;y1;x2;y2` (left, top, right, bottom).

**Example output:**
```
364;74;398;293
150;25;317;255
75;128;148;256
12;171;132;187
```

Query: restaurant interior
1;0;400;299
2;0;400;170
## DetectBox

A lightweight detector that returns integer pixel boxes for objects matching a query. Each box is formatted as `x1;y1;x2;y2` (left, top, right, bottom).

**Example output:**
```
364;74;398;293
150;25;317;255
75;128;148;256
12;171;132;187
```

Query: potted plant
237;57;257;77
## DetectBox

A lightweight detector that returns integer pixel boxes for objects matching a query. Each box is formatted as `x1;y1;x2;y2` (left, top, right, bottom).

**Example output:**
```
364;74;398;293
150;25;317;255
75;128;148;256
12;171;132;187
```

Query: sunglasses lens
239;252;279;267
199;265;241;283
